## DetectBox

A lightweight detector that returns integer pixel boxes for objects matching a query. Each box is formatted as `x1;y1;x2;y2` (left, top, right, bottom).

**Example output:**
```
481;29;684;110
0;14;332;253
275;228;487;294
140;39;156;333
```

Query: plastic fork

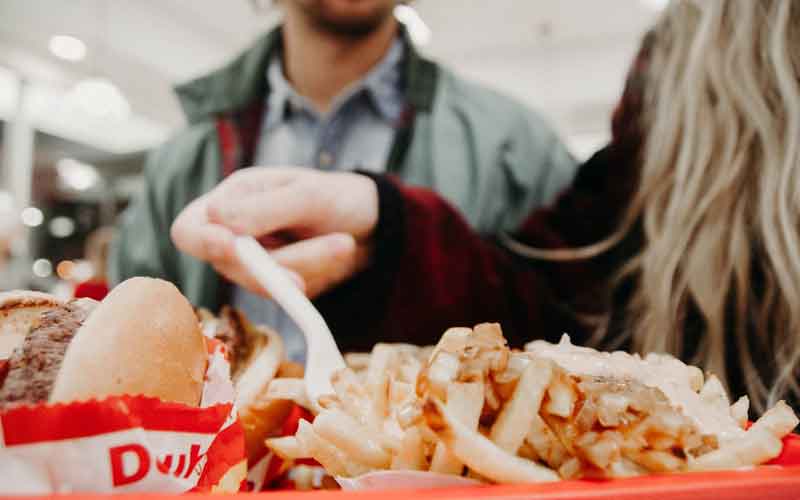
234;236;345;409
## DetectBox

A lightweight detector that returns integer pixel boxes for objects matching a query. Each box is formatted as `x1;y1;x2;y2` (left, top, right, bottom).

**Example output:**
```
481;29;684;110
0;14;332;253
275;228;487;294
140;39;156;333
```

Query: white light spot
32;258;53;278
21;207;44;228
49;216;76;238
66;78;131;121
49;35;87;62
56;158;101;191
640;0;669;10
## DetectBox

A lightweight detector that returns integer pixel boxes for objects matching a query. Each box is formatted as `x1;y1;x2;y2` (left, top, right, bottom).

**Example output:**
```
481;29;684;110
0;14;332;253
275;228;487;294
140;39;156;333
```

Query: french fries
390;426;428;471
265;436;306;461
313;409;392;468
749;401;799;438
689;429;783;471
730;396;749;428
424;398;559;483
295;420;372;477
265;324;798;484
429;382;484;474
490;360;551;453
265;378;311;409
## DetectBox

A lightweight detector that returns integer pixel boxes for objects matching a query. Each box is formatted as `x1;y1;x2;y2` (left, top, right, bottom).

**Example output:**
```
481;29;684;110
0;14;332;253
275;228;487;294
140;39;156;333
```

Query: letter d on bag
110;444;150;487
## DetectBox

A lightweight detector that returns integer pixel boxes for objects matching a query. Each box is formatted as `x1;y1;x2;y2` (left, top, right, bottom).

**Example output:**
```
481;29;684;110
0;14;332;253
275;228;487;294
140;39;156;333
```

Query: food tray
276;466;800;499
9;466;800;500
11;435;800;499
268;465;800;499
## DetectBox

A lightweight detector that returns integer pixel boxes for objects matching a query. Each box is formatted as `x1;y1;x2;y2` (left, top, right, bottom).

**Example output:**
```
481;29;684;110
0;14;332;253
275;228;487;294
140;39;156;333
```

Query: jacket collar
175;24;438;123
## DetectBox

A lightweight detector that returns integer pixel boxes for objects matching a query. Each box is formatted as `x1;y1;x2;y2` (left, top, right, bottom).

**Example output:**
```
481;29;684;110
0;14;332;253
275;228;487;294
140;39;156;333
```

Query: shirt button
319;151;334;168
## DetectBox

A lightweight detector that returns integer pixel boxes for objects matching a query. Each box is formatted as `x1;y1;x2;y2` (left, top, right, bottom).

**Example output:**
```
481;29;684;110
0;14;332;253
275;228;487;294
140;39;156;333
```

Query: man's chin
318;18;388;37
300;4;395;38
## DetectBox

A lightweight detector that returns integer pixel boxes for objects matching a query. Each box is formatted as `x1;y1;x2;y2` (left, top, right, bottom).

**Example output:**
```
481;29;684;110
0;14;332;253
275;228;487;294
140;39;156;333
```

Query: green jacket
110;28;577;311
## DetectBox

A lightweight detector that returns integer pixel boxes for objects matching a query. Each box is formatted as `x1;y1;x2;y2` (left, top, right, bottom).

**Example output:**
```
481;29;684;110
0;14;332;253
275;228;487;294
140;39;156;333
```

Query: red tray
14;466;799;500
265;466;800;499
13;435;800;499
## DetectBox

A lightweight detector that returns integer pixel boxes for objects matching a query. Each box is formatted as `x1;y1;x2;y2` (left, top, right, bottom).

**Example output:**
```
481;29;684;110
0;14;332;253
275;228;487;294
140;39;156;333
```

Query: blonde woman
172;0;800;414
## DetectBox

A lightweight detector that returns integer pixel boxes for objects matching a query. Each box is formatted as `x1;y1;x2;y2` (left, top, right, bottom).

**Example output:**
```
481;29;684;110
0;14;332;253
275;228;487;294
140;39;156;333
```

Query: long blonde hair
510;0;800;412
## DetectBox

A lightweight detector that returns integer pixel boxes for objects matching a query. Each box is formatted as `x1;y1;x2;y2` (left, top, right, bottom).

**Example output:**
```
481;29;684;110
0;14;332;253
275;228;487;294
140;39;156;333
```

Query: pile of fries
265;324;798;483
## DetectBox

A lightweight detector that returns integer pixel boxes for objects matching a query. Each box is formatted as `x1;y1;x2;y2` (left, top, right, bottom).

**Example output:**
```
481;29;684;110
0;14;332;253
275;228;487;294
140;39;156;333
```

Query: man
111;0;576;357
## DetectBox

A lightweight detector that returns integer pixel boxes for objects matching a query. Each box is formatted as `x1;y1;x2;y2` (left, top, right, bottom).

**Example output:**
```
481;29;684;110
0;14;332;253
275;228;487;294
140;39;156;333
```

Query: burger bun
50;277;207;406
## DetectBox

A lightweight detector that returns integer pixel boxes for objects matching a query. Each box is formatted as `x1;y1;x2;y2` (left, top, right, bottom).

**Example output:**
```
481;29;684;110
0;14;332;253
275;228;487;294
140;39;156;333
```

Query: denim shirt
232;39;405;361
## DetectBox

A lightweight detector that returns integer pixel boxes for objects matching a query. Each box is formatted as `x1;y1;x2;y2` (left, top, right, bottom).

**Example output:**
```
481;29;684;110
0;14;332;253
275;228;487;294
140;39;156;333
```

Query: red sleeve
376;180;587;349
318;149;629;351
369;142;638;348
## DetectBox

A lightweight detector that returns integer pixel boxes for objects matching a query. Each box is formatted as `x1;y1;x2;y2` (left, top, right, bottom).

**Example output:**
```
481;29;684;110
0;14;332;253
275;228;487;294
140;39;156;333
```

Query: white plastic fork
234;236;346;409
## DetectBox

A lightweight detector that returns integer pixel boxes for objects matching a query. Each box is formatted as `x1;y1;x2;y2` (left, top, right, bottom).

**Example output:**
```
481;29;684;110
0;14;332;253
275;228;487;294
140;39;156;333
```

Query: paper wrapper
0;343;245;494
245;405;316;491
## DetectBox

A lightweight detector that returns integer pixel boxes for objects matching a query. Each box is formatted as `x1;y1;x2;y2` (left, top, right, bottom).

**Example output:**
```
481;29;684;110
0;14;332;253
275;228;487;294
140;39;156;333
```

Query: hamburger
0;277;207;408
0;277;252;492
0;276;293;483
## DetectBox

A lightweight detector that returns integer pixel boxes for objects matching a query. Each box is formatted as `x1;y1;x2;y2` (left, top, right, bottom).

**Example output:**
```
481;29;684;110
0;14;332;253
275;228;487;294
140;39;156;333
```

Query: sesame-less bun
0;291;64;358
50;277;207;406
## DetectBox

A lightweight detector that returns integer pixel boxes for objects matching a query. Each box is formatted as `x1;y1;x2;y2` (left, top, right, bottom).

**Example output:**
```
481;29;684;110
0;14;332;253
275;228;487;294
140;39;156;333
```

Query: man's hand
170;167;380;299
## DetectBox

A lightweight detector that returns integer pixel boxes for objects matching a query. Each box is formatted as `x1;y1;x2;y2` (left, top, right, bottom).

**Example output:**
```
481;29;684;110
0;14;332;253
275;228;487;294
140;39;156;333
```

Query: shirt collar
361;38;405;122
264;37;405;129
264;56;299;129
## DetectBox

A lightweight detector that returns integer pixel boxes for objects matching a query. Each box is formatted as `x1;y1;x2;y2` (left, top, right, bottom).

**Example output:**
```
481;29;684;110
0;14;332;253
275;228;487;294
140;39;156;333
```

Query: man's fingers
206;184;318;237
172;218;236;263
209;167;298;199
271;233;359;298
271;232;356;271
171;197;236;263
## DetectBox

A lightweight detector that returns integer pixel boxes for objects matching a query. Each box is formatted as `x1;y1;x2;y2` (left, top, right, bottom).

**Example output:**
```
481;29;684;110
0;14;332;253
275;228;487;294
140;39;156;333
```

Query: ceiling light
49;216;76;238
32;258;53;278
66;78;131;121
20;207;44;228
394;5;431;46
49;35;87;62
56;158;101;191
641;0;669;10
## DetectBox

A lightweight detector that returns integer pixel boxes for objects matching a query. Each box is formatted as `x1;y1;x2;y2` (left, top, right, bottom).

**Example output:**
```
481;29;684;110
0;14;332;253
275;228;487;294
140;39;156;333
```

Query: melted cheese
524;335;745;443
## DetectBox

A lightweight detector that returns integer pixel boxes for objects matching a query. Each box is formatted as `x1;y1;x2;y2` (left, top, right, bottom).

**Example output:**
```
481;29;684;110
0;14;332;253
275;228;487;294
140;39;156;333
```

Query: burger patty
198;306;268;380
0;299;96;408
208;307;250;375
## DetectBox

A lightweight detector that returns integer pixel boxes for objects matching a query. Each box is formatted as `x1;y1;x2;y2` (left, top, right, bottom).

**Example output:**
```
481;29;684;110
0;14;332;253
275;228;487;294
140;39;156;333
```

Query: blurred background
0;0;664;294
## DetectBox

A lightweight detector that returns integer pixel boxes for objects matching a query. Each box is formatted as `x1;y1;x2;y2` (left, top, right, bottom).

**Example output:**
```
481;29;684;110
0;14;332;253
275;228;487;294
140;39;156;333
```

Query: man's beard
297;2;396;38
